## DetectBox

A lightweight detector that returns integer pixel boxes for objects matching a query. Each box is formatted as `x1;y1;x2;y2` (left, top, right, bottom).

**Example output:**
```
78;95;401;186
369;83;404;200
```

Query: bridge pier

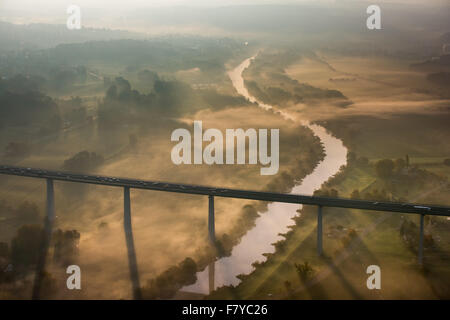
317;205;323;256
418;214;425;265
32;178;55;299
208;261;215;294
208;195;215;244
123;187;142;300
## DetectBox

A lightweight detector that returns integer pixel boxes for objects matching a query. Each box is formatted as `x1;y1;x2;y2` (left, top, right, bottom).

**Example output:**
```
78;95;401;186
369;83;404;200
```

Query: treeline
98;76;250;128
140;204;260;300
0;76;61;133
63;151;104;173
0;37;243;77
0;75;90;135
245;78;347;106
0;222;80;298
323;150;449;202
243;50;349;108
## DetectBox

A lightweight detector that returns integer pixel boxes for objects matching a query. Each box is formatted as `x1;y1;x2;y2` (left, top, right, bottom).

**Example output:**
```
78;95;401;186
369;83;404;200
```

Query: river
182;56;348;294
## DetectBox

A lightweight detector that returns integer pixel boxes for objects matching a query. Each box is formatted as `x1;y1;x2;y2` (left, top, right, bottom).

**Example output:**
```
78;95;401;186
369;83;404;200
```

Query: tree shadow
246;225;319;298
323;258;363;299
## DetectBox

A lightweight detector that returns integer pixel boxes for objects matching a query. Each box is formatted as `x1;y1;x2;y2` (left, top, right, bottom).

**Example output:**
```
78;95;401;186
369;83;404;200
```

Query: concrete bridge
1;165;449;299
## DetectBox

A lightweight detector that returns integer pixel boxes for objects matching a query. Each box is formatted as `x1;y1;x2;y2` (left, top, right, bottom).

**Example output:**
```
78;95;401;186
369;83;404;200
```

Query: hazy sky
2;0;448;16
1;0;448;32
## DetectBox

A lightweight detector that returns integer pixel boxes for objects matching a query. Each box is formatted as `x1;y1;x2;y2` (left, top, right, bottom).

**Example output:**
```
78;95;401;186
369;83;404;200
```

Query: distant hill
0;21;145;52
0;36;243;78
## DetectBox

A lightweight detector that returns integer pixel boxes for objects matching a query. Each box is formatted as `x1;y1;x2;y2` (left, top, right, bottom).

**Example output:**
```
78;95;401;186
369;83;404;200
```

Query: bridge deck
1;165;449;216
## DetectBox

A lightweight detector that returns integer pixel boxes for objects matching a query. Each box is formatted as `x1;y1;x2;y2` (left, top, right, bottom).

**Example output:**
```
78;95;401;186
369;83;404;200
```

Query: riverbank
179;55;347;295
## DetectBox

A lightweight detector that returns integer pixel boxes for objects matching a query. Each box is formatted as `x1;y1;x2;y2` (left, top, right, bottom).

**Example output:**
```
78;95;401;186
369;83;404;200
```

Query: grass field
209;166;450;299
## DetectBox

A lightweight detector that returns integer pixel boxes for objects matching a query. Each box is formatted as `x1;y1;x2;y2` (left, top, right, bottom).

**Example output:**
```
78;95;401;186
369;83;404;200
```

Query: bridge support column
208;261;215;294
124;187;142;300
32;178;55;299
418;214;425;265
208;195;215;244
317;205;323;256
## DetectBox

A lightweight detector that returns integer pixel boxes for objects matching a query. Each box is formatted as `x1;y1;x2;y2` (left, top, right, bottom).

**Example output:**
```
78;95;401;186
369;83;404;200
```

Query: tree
53;229;80;266
10;225;43;269
294;261;314;283
0;87;60;130
329;188;339;198
142;257;198;299
177;257;197;284
63;151;104;172
395;158;406;172
350;189;360;199
375;159;395;179
347;152;357;165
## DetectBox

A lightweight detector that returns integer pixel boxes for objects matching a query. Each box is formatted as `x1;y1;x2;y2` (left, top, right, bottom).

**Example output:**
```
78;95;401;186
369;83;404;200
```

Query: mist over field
0;0;449;300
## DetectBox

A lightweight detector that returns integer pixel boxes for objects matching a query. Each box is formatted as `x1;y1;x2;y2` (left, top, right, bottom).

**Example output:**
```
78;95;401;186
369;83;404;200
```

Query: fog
1;0;449;37
0;0;449;301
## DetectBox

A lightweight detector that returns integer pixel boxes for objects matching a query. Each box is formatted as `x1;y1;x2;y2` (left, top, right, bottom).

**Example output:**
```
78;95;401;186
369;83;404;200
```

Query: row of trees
62;151;105;173
99;76;250;129
142;258;197;299
0;224;80;284
374;157;411;179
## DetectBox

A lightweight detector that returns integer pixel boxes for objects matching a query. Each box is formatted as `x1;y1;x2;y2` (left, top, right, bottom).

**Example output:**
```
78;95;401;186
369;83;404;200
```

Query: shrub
350;189;360;199
142;257;198;299
294;261;314;283
11;225;43;269
375;159;395;179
